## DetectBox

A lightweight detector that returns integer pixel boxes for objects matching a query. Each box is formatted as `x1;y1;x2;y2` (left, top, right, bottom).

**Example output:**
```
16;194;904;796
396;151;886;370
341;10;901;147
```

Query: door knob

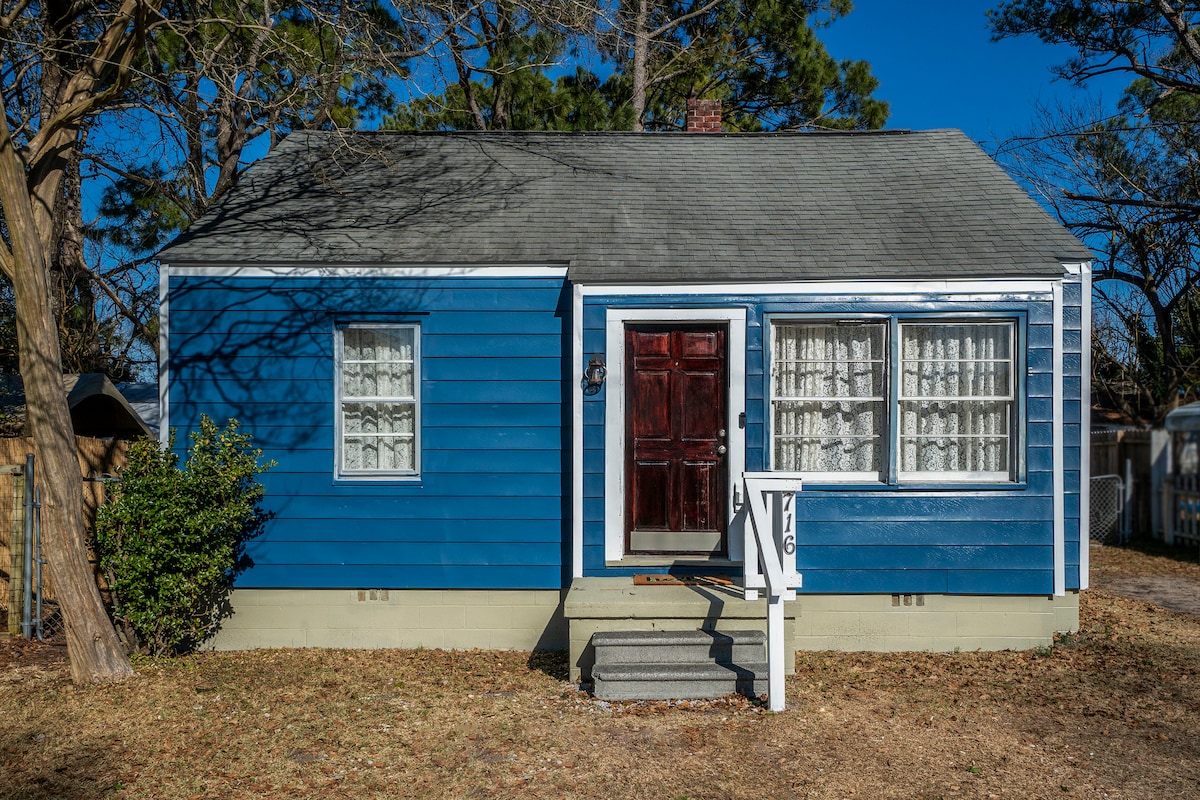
717;445;727;455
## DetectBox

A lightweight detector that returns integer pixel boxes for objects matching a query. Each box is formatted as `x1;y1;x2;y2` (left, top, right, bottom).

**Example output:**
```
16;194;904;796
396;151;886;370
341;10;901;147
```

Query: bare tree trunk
630;0;649;131
0;109;134;684
447;20;487;129
54;128;105;374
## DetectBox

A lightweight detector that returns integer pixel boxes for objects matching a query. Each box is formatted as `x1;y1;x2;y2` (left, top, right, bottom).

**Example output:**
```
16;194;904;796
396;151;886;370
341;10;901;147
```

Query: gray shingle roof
158;129;1092;281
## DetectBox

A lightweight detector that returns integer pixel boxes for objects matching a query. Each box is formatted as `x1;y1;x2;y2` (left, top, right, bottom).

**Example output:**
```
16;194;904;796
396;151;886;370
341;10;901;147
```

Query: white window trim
767;315;1020;485
603;308;747;564
335;322;421;480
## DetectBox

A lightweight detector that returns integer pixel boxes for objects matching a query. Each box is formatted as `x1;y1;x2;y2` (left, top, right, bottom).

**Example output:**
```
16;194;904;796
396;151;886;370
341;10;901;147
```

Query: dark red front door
625;325;728;555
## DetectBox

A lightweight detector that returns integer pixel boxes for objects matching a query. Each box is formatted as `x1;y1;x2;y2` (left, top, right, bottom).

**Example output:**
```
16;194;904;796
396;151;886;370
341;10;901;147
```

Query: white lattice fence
1165;474;1200;547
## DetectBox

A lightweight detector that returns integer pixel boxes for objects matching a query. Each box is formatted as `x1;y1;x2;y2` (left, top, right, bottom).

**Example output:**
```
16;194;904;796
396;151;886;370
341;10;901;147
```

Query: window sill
799;481;1027;492
333;475;423;487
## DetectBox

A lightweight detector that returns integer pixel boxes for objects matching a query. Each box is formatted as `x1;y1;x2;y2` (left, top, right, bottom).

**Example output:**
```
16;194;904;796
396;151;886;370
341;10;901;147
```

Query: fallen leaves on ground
2;543;1199;799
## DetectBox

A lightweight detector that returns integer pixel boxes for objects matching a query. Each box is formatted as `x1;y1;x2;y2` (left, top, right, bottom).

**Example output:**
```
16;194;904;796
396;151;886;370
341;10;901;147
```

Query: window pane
343;402;415;435
338;325;419;475
774;401;882;472
343;434;416;472
772;323;885;474
342;327;415;398
900;322;1013;476
343;359;414;398
902;323;1012;400
343;327;414;363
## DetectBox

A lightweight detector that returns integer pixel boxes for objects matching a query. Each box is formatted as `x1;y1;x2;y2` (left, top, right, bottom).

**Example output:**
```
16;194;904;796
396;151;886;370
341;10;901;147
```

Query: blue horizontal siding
796;495;1052;521
173;359;566;390
172;275;1081;598
1028;348;1051;371
424;357;563;381
171;331;566;358
183;404;567;443
426;403;567;427
244;540;561;566
238;563;563;589
169;309;565;336
581;291;1073;596
1027;372;1052;397
175;377;563;405
794;545;1051;571
583;400;604;424
793;570;952;594
252;448;562;476
796;520;1051;546
246;518;564;542
169;277;566;311
261;490;564;520
946;569;1053;595
259;471;565;497
169;274;567;591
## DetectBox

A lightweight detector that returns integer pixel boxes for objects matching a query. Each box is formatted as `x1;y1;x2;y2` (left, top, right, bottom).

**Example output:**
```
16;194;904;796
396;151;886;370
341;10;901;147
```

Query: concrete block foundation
205;588;568;651
204;584;1081;672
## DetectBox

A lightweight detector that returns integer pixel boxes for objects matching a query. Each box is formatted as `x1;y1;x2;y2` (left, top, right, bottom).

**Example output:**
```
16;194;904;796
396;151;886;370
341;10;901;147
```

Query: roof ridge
290;127;957;140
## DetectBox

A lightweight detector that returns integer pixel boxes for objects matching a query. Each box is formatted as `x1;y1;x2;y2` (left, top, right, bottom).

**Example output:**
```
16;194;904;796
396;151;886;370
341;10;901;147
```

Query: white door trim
604;308;748;563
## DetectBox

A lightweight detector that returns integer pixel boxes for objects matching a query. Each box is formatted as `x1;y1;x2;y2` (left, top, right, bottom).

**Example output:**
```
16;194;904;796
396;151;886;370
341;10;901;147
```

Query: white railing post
742;472;803;712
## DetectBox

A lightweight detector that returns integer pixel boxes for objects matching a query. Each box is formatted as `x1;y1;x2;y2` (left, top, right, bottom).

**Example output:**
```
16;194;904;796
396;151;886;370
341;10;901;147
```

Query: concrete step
592;629;766;665
591;661;769;701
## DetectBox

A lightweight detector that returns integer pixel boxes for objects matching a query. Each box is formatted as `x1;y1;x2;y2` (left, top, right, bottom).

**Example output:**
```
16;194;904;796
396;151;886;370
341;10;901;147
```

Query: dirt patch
0;631;67;670
1100;575;1200;615
1091;540;1200;615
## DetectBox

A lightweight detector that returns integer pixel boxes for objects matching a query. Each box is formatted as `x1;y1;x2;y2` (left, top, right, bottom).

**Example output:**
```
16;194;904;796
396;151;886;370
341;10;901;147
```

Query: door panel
680;459;720;531
632;461;670;530
626;325;727;555
681;371;721;440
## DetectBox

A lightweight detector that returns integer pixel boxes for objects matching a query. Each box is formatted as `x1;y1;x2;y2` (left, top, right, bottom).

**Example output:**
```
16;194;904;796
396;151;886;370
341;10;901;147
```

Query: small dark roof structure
0;373;154;439
158;129;1092;281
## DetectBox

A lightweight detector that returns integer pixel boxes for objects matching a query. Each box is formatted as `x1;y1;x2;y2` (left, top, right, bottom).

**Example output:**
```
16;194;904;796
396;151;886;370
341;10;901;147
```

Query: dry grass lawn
3;543;1200;799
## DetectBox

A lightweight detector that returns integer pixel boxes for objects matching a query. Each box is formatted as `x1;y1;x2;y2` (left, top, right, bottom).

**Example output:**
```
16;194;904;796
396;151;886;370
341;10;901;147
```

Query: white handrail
741;472;804;712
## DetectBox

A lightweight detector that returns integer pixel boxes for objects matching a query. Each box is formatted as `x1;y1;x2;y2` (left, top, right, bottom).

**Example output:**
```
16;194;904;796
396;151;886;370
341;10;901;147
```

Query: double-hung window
770;318;1017;483
336;324;420;478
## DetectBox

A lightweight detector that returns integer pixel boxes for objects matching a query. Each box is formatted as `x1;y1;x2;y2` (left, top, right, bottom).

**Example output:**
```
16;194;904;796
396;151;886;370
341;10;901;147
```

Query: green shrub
95;415;274;656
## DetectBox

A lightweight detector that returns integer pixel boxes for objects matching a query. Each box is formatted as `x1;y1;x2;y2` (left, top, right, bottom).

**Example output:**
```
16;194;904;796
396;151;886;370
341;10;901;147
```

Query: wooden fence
1163;474;1200;548
0;436;129;635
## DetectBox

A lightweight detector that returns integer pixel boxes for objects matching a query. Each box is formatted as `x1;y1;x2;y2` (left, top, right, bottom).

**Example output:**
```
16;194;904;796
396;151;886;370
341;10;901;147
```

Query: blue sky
820;1;1124;150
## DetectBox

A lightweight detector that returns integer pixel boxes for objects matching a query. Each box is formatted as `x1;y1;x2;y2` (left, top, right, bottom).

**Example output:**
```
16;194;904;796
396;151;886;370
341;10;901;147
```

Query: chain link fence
1090;474;1127;545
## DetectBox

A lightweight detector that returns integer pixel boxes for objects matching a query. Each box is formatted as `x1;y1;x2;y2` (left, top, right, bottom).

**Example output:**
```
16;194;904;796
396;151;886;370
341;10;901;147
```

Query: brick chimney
685;98;722;133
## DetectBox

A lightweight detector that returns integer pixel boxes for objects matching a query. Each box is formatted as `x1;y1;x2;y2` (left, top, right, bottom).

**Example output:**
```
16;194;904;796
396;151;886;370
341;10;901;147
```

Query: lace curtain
772;321;1013;478
900;322;1012;475
341;326;416;472
772;323;885;473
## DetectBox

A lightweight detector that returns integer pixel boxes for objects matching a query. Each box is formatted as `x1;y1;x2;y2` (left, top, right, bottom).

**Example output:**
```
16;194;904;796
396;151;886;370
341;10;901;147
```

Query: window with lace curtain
336;324;419;478
770;318;1016;483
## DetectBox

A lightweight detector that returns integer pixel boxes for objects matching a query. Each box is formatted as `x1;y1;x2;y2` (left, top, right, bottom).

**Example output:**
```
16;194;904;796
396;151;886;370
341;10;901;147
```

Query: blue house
158;124;1093;670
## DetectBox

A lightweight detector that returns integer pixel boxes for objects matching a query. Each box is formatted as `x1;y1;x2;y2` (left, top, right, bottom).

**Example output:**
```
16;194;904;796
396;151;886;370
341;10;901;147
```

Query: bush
95;416;274;656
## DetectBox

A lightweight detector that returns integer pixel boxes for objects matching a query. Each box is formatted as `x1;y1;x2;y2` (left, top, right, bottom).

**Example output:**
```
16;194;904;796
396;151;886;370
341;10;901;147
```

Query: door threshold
607;556;738;569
